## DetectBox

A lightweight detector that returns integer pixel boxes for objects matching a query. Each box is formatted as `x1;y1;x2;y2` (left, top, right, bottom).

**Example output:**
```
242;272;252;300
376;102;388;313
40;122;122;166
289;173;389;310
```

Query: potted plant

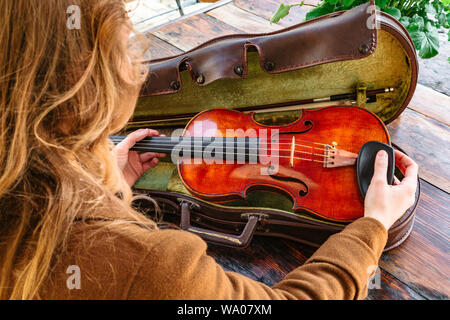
271;0;450;60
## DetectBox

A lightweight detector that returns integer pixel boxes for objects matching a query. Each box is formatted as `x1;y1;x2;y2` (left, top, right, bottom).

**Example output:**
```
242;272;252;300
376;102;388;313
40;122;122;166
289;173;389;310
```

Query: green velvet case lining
134;30;412;125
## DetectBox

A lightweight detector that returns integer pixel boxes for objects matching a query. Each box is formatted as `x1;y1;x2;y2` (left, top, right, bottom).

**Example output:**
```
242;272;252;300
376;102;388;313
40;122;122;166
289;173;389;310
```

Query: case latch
240;213;269;221
177;198;201;210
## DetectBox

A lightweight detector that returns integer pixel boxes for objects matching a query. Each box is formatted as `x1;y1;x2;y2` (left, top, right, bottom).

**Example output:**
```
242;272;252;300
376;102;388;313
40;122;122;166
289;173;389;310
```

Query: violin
111;105;391;222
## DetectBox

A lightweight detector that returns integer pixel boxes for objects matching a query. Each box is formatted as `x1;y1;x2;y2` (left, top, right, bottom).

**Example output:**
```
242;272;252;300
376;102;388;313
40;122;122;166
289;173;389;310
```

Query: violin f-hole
267;165;309;197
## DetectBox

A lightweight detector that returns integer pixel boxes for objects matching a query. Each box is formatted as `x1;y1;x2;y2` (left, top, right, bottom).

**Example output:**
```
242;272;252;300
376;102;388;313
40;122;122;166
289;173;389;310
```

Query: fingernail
377;150;387;159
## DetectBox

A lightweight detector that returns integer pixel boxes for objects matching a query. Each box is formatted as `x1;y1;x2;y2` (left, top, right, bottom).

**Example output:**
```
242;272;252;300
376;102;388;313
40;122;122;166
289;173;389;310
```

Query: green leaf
399;16;411;29
305;3;335;20
425;21;436;33
270;3;293;24
425;3;437;15
437;12;447;27
432;0;443;17
383;7;401;20
343;0;355;8
324;0;339;5
421;30;440;59
375;0;388;9
409;30;425;50
408;14;425;32
409;29;440;59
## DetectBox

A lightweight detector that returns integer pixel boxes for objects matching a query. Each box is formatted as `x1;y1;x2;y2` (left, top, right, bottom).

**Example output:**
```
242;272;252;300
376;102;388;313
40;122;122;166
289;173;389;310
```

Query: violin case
128;0;420;251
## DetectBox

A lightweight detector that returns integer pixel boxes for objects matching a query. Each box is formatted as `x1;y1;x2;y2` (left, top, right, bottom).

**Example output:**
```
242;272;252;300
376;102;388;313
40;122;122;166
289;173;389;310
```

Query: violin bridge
324;144;358;168
290;136;295;167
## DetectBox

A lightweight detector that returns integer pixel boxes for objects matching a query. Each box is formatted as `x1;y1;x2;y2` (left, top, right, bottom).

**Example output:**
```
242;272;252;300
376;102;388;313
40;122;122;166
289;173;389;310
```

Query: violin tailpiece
324;146;358;168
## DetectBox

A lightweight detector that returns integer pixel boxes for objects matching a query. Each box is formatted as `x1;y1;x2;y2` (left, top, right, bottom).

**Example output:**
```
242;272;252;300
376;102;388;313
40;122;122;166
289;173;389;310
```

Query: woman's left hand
114;128;166;187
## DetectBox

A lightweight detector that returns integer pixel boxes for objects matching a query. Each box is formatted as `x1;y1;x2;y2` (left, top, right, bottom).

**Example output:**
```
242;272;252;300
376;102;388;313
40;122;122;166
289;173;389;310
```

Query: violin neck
110;136;181;154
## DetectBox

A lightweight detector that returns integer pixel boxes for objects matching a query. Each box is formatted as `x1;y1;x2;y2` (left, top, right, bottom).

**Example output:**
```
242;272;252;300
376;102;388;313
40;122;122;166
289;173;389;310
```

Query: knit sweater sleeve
127;217;387;300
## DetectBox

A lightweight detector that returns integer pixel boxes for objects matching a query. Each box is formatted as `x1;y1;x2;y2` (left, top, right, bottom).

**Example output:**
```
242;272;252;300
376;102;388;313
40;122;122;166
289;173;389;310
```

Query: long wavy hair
0;0;156;299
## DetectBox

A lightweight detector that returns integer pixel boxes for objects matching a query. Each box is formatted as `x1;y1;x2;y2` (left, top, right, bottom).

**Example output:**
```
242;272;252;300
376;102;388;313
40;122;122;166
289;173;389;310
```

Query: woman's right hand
364;150;419;231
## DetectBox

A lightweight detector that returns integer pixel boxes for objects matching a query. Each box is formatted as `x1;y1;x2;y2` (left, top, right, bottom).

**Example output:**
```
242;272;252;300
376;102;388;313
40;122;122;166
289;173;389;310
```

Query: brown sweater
40;216;387;300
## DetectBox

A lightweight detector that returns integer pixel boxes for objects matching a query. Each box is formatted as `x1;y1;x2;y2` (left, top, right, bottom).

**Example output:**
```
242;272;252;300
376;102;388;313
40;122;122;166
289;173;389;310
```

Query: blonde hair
0;0;156;299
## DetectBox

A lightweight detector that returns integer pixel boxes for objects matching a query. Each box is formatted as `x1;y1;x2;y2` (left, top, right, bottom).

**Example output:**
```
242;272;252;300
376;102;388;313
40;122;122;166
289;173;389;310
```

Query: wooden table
142;0;449;300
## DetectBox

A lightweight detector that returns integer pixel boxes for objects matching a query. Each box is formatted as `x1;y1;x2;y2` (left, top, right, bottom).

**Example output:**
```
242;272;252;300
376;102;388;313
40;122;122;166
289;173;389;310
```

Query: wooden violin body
178;106;390;222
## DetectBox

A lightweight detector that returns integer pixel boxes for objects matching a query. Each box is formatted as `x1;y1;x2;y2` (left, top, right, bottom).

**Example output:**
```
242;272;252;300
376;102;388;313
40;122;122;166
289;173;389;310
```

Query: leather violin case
128;0;420;251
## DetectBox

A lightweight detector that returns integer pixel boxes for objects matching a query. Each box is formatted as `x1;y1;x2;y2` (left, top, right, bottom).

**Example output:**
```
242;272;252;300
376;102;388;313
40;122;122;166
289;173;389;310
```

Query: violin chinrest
357;141;395;199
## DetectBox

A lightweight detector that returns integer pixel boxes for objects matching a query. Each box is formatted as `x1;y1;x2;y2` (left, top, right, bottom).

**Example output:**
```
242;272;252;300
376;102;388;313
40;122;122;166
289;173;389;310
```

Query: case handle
180;202;259;248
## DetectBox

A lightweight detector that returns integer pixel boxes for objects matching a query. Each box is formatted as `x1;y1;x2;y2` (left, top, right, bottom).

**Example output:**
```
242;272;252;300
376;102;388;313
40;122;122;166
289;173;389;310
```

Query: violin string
260;138;329;147
128;143;328;158
128;145;329;164
109;142;330;160
110;136;330;149
109;137;331;155
114;142;331;163
111;139;329;158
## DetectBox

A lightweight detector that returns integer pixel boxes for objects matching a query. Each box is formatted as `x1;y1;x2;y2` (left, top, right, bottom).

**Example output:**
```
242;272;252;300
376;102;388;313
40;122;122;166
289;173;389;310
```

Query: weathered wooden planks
152;13;243;52
143;34;183;60
379;179;450;300
128;0;212;34
408;84;450;126
207;237;313;286
233;0;320;27
366;269;426;300
207;2;282;33
387;108;450;193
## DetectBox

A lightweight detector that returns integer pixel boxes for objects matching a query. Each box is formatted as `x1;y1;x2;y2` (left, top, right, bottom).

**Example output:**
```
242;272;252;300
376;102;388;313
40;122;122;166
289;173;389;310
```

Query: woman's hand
364;150;418;231
114;128;166;187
